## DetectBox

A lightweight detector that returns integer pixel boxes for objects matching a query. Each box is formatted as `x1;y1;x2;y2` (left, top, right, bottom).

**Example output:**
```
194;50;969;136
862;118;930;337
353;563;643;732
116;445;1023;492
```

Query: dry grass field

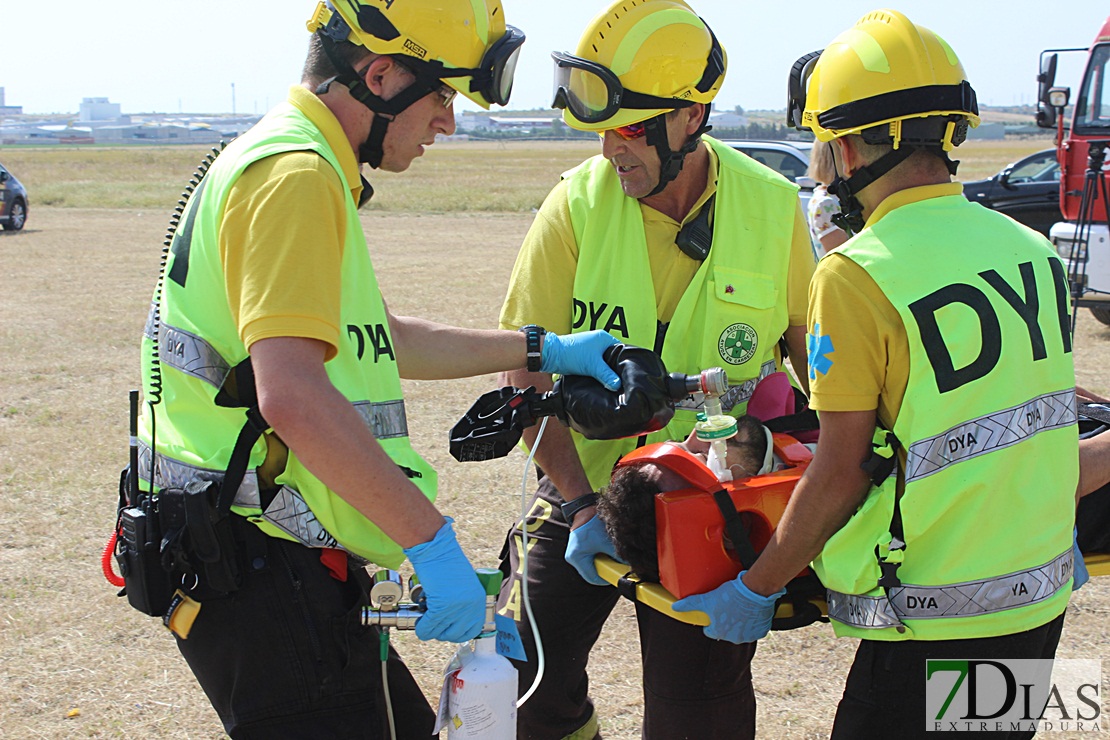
1;138;1107;739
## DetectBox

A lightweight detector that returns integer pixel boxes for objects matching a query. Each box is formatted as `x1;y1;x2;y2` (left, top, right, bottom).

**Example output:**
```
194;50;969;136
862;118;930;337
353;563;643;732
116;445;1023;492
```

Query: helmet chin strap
316;33;441;169
827;126;963;236
642;106;712;197
827;144;915;236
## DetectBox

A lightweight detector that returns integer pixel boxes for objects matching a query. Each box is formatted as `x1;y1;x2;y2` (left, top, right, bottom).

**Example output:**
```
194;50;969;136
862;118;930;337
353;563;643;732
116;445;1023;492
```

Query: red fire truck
1037;16;1110;326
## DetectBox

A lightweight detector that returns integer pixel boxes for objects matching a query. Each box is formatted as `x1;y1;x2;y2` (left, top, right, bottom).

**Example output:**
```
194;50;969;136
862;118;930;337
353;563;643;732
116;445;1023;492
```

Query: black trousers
175;517;436;740
831;612;1066;740
497;476;757;740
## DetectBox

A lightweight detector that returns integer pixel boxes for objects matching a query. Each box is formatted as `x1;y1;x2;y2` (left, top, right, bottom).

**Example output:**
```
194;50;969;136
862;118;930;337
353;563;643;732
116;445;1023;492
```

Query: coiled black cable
144;143;227;491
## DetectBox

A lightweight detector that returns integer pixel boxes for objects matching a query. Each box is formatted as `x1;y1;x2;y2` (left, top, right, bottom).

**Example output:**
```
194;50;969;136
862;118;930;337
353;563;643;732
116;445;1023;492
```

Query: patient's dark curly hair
598;466;665;582
597;415;768;583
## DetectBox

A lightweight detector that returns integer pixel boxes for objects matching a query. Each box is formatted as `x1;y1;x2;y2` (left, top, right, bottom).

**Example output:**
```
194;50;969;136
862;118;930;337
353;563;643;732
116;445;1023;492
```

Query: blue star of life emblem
807;324;834;380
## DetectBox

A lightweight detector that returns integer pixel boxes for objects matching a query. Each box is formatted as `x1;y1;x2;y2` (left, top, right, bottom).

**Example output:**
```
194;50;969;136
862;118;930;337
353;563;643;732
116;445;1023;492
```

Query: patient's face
640;430;763;492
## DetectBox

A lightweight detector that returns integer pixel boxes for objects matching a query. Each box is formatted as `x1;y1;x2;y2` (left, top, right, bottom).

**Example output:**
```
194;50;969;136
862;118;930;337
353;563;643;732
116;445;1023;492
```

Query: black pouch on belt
182;480;241;594
152;481;242;597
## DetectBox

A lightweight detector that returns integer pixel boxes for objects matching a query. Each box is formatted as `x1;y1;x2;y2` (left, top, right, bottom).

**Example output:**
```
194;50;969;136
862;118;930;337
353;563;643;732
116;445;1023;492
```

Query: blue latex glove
565;514;621;586
672;571;786;644
1073;528;1089;591
403;518;485;643
540;331;621;391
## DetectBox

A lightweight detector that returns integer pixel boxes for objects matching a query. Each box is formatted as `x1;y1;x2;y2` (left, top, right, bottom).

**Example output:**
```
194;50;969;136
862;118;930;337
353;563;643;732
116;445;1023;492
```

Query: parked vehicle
0;162;28;232
722;139;815;214
1036;15;1110;324
962;149;1061;237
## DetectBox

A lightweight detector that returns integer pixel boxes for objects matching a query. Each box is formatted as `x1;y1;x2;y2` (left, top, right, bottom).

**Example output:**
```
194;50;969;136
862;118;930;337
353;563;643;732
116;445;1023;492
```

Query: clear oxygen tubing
516;415;549;708
383;646;396;740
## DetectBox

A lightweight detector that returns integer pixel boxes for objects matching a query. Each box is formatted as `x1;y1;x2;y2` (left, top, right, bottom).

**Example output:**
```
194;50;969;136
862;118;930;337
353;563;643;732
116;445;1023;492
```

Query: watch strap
560;491;599;523
519;324;546;373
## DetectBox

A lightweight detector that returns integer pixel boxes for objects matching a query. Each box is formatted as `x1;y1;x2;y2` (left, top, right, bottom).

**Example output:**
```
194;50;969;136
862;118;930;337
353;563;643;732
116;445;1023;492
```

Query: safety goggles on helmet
551;51;696;125
311;1;525;108
437;24;526;107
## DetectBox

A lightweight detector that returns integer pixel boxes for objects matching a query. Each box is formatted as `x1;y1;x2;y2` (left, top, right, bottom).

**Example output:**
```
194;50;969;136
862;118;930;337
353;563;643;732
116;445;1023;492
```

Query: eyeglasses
609;121;647;141
435;84;457;109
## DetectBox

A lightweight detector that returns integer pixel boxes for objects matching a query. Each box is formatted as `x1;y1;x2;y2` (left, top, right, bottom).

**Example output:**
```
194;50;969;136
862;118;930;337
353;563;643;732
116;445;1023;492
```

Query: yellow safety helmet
552;0;726;131
789;9;978;150
306;0;524;109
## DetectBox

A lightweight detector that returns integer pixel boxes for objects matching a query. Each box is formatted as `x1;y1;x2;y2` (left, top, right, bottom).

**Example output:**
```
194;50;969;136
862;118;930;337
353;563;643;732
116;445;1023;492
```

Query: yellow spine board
594;555;710;626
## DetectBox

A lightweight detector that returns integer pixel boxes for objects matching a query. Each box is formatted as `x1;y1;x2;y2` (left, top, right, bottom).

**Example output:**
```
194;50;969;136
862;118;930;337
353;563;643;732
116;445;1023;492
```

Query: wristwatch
519;324;546;373
560;491;599;523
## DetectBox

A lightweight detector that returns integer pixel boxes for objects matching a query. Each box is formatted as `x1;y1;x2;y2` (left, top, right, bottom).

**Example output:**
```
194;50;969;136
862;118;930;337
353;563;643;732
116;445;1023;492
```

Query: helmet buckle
306;2;332;35
321;6;354;43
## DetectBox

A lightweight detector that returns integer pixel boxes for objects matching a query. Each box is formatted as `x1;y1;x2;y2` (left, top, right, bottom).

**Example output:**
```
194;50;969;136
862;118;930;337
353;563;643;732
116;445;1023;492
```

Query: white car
721;140;815;216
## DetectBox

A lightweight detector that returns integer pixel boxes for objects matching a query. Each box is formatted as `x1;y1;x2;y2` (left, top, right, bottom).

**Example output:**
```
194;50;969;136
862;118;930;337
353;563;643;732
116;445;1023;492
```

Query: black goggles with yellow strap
786;50;823;130
550;52;695;125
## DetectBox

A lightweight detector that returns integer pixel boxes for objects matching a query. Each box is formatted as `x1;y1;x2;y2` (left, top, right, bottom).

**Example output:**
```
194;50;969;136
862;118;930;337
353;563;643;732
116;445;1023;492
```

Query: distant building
709;110;747;128
0;87;24;116
487;116;562;133
967;122;1005;141
79;97;125;124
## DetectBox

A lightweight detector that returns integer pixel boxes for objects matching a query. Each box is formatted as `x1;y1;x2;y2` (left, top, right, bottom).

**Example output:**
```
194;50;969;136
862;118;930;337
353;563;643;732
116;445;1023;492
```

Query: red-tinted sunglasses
600;121;647;141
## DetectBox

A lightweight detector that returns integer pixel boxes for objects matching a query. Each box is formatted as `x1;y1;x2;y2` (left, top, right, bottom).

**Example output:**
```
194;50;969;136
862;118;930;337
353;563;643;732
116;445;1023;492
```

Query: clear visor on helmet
482;25;525;106
551;52;623;124
551;51;692;125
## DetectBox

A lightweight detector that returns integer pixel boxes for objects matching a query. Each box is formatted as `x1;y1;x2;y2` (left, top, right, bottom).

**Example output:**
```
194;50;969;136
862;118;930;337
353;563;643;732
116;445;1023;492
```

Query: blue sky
2;1;1106;116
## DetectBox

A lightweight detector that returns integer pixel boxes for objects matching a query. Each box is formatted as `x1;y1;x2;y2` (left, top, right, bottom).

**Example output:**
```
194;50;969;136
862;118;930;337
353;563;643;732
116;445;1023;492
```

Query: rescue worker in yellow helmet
132;2;627;737
672;11;1081;737
494;1;815;737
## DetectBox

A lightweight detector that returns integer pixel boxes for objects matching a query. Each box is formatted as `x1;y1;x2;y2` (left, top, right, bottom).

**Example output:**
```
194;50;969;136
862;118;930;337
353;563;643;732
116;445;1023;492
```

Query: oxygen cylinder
446;568;517;739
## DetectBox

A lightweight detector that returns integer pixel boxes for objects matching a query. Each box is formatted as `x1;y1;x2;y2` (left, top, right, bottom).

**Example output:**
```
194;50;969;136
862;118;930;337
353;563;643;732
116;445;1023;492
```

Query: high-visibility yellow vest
813;193;1078;640
137;101;436;568
565;136;800;490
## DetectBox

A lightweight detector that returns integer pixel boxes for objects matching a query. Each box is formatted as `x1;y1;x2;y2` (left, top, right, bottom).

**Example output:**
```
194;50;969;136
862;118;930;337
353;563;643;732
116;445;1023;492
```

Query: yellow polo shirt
220;85;365;361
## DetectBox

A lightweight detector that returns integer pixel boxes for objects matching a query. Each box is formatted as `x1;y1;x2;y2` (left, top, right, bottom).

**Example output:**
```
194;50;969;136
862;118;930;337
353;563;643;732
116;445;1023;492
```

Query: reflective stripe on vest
353;400;409;441
826;548;1072;629
146;316;413;441
138;440;260;503
137;441;366;560
145;307;231;390
906;389;1076;483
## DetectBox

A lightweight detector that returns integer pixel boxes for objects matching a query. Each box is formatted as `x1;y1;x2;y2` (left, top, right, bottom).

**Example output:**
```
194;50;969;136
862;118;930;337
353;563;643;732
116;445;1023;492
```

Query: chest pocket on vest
713;266;779;310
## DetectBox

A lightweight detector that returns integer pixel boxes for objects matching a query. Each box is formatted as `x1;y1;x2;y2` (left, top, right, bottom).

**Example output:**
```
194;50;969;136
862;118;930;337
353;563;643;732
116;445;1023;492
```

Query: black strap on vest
864;430;905;593
213;358;269;516
711;488;760;568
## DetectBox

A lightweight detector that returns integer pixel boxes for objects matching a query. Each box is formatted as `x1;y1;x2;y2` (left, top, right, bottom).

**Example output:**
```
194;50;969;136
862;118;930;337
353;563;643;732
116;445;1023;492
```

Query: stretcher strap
712;488;760;568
